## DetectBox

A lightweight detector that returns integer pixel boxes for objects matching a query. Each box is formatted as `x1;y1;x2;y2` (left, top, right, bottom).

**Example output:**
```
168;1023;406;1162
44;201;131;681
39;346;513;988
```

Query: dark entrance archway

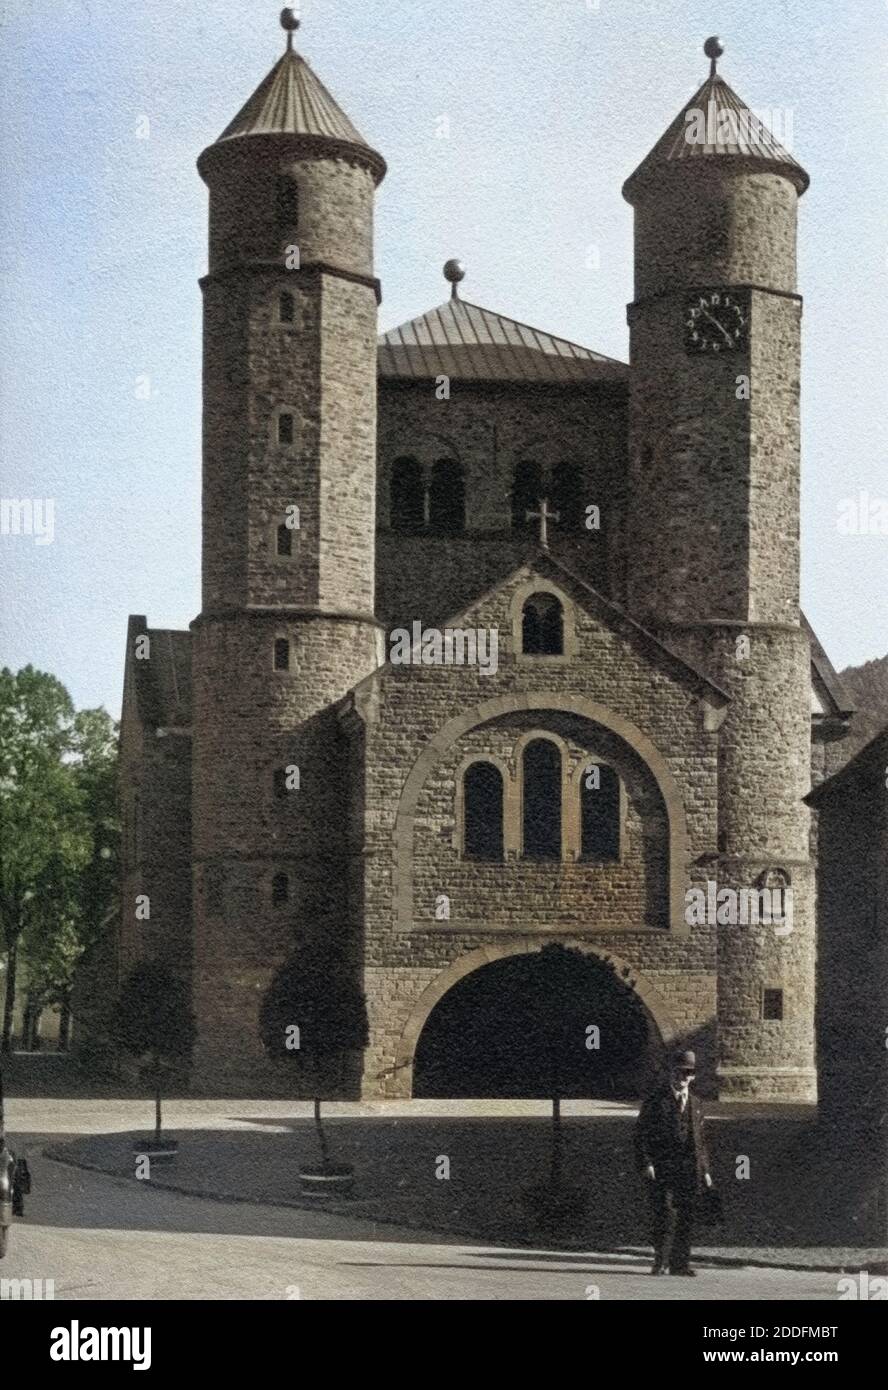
413;945;664;1099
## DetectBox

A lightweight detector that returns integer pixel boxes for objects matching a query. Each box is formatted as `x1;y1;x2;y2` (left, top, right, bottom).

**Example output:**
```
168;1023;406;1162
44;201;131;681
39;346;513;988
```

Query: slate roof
806;726;888;806
378;297;627;385
803;615;855;718
214;48;384;176
624;72;808;198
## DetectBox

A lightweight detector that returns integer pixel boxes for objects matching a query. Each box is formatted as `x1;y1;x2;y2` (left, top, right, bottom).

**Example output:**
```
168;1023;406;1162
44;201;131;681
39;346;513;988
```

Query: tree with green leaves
0;667;94;1052
260;947;368;1170
113;959;196;1143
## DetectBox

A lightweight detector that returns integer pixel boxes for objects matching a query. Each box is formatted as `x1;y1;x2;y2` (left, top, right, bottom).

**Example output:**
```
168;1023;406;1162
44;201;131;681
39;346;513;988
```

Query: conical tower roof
209;11;384;180
624;41;808;200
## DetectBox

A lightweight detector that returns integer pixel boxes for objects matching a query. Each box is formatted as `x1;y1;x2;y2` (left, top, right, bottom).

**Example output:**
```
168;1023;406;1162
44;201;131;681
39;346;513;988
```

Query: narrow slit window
276;522;293;557
272;872;289;906
273;638;290;671
763;988;784;1021
276;176;299;231
278;413;294;447
279;291;295;324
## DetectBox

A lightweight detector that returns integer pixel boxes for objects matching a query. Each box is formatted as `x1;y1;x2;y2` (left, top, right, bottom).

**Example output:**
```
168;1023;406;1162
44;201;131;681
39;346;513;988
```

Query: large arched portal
412;945;666;1099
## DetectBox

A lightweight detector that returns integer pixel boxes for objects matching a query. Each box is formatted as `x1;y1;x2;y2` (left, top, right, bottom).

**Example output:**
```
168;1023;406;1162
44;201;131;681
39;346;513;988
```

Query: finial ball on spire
443;259;466;300
280;8;300;34
703;35;724;60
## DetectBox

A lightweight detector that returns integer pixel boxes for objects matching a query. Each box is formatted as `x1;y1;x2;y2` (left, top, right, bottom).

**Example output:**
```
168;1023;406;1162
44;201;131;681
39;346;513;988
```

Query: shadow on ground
41;1111;880;1252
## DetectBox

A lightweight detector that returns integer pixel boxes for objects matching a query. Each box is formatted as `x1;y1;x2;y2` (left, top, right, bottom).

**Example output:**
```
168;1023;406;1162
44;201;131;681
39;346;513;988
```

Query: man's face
673;1069;694;1091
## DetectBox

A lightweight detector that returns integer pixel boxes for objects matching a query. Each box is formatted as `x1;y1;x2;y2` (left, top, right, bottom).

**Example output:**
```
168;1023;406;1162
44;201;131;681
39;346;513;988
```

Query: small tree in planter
113;959;195;1160
259;946;369;1196
521;944;593;1236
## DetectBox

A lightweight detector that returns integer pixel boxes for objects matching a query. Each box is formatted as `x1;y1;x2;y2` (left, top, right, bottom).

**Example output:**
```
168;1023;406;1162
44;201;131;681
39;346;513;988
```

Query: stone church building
117;19;859;1101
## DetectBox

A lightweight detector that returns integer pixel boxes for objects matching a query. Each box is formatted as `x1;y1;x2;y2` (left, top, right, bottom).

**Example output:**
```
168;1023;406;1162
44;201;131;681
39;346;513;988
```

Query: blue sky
1;0;885;716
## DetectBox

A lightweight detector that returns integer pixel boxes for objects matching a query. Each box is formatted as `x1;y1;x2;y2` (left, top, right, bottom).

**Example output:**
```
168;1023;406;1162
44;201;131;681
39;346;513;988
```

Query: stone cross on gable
525;497;560;550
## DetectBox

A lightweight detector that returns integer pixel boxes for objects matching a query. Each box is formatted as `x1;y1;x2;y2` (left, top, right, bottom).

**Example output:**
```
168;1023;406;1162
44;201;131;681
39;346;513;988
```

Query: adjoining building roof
803;615;855;718
623;61;808;199
125;616;192;731
806;725;888;807
378;295;627;386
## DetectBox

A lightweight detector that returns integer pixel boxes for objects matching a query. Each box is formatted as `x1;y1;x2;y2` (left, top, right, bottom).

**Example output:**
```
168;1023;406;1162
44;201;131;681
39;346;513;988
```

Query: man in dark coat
634;1049;712;1276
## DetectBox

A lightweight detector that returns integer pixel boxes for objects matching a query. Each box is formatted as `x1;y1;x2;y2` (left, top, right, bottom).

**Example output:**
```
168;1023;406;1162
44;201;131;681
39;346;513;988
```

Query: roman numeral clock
684;288;750;353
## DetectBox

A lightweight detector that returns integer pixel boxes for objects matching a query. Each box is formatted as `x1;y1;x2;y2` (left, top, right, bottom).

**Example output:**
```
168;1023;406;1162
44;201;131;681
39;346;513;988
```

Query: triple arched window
460;744;621;864
389;457;466;534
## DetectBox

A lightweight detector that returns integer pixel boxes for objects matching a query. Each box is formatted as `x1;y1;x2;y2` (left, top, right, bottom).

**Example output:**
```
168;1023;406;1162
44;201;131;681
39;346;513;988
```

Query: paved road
0;1098;852;1301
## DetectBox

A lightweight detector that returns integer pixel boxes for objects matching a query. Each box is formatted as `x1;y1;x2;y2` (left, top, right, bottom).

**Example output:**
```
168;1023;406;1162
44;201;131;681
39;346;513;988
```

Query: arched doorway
413;944;665;1099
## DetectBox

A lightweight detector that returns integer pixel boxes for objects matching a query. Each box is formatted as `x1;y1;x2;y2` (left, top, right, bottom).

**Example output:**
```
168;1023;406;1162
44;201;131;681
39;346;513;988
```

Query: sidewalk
43;1102;888;1273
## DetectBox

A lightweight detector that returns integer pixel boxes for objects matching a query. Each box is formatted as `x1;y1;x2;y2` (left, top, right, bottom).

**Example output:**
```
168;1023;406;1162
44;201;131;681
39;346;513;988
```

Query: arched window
522;593;563;655
522;739;561;861
550;461;582;533
273;638;290;671
580;763;620;861
279;291;295;324
428;459;465;535
276;522;292;557
275;175;299;231
278;413;294;447
463;762;504;861
272;872;289;906
390;456;424;533
512;460;541;532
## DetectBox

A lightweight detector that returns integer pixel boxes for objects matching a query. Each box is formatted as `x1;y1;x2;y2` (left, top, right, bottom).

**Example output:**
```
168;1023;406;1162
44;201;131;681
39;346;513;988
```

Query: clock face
684;290;749;354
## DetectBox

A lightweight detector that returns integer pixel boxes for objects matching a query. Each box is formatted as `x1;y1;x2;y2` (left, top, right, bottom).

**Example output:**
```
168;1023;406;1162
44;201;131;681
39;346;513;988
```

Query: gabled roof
623;72;808;199
803;615;855;718
378;297;627;385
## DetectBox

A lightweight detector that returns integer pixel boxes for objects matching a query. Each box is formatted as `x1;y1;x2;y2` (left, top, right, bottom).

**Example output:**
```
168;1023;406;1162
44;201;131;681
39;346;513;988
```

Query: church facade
117;20;855;1100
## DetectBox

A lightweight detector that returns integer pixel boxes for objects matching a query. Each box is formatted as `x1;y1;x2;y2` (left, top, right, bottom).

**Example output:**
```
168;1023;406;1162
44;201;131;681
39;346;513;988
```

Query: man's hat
674;1049;696;1072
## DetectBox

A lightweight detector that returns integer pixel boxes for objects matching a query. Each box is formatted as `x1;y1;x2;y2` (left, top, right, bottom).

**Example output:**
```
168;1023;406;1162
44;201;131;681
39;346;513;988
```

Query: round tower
623;40;815;1100
191;12;385;1088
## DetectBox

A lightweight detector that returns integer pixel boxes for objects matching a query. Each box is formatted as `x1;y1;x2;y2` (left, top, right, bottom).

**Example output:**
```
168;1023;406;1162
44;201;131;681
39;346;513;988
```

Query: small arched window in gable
273;638;290;671
463;762;504;861
390;456;424;534
272;872;289;907
275;175;299;231
521;592;563;655
276;522;293;557
522;739;562;861
580;763;621;862
428;459;465;535
279;291;295;324
512;460;542;532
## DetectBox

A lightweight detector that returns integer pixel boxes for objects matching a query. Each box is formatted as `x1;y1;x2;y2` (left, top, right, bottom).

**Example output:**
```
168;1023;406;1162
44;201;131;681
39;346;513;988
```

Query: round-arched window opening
521;592;563;655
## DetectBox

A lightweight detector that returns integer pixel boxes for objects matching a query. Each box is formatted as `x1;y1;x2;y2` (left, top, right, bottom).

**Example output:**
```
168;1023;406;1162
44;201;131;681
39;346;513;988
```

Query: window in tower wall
762;988;784;1022
272;872;289;907
278;413;294;447
275;176;299;231
580;763;620;862
279;291;295;324
273;638;290;671
276;522;293;557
